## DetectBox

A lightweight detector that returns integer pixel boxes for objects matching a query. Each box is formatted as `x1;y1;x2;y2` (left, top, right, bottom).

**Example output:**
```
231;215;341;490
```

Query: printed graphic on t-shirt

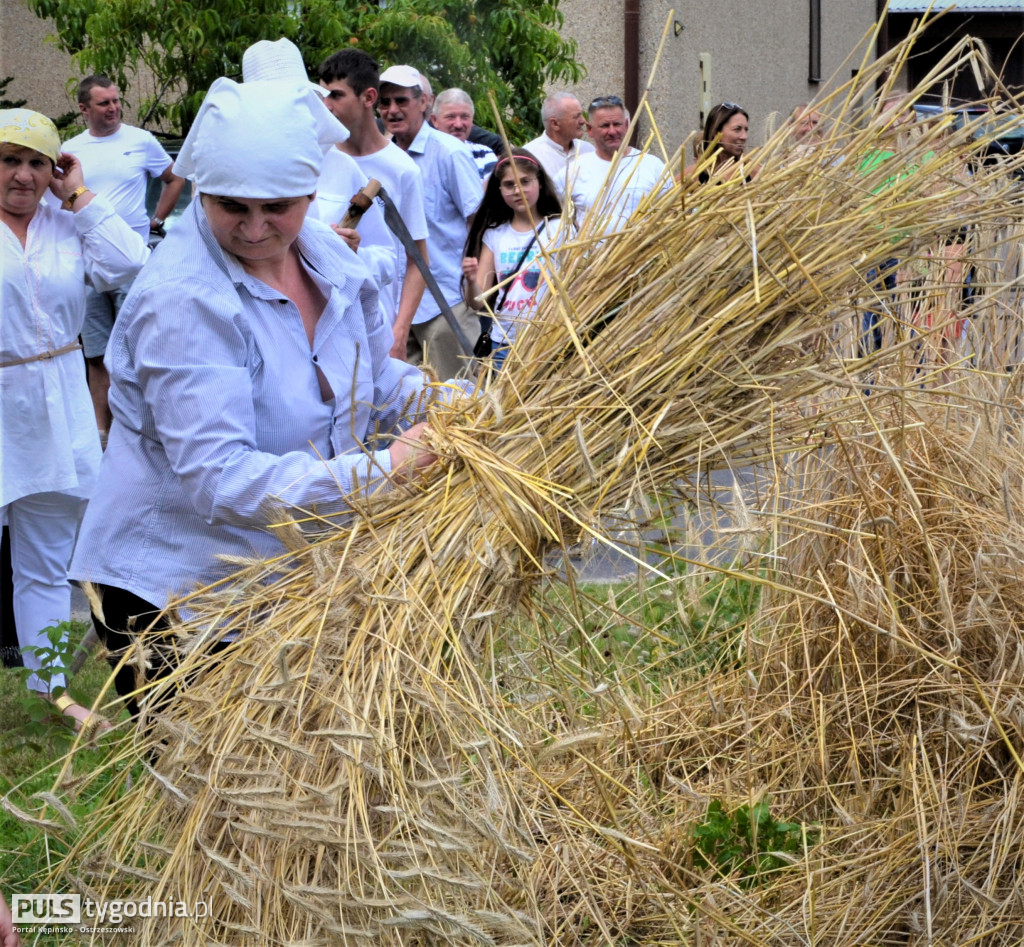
496;247;543;313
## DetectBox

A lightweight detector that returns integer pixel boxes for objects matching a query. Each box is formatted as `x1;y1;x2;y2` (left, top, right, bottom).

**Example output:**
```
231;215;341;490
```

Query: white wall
558;0;880;162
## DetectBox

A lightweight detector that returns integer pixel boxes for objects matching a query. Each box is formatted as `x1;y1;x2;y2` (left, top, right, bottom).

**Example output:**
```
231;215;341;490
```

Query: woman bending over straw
70;78;439;716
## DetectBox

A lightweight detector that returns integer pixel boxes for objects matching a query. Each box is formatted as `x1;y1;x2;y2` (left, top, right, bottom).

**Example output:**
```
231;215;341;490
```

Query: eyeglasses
499;175;537;192
588;95;624;112
721;102;744;112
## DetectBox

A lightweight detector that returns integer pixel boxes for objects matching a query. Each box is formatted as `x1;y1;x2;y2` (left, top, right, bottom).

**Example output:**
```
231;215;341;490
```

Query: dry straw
10;15;1024;947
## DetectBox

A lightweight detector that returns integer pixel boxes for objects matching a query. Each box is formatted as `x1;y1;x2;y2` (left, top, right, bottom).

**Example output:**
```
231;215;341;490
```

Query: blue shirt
405;122;483;324
70;197;431;608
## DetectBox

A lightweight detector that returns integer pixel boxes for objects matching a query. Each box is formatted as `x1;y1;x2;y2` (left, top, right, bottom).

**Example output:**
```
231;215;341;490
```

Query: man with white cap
71;75;437;714
378;64;482;379
241;38;397;303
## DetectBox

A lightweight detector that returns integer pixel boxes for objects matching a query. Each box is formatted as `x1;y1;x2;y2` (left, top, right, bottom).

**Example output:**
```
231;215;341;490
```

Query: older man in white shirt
378;65;483;379
524;91;594;196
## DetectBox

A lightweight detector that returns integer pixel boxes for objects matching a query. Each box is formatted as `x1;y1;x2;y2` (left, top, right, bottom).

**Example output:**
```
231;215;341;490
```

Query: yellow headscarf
0;108;61;164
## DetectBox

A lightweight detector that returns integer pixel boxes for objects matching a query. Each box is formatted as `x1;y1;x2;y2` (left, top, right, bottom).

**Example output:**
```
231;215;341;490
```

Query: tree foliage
0;76;28;109
27;0;583;137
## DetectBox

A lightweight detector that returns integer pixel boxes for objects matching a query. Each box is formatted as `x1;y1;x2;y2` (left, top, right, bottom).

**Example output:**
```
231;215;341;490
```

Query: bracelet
64;185;89;210
151;216;165;227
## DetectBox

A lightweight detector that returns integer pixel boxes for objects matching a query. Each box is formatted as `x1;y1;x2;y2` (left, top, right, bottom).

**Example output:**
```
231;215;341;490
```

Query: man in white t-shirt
524;92;594;196
319;49;429;359
566;95;667;233
63;75;185;438
377;65;483;380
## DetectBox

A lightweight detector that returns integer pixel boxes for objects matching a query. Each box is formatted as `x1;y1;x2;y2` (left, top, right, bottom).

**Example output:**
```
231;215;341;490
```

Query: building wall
559;0;881;162
0;0;77;119
1;0;162;127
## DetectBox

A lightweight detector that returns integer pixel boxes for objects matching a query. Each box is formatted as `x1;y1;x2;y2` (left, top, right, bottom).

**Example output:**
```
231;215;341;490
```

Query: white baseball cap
378;65;423;90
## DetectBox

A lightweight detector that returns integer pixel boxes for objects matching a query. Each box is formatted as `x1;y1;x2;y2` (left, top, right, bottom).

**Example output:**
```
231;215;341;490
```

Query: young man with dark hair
319;50;429;360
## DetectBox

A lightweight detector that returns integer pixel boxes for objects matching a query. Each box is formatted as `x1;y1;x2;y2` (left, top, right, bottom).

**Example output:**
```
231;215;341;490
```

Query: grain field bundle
12;22;1024;947
478;389;1024;945
675;388;1024;944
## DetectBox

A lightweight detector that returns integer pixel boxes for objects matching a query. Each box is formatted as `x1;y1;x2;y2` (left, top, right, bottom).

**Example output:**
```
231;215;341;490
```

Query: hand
388;421;436;482
48;152;87;203
461;255;479;284
330;225;361;253
0;893;21;947
390;324;410;361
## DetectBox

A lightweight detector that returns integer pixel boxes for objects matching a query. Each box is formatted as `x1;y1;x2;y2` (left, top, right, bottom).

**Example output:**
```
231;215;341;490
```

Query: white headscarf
174;77;348;198
242;38;328;99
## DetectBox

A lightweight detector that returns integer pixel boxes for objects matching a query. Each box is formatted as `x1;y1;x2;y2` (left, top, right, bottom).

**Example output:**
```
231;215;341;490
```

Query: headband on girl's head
495;154;539;170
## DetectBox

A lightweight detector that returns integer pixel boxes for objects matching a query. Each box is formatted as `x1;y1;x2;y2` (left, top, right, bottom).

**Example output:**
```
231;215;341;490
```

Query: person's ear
363;87;378;109
77;101;88;115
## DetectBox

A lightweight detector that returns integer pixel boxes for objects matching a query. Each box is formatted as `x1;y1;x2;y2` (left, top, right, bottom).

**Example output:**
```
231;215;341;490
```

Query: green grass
1;621;127;901
492;564;764;717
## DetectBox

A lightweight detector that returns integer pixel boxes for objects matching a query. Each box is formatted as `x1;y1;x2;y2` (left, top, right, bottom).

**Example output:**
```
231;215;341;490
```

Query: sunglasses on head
721;102;744;112
588;95;624;112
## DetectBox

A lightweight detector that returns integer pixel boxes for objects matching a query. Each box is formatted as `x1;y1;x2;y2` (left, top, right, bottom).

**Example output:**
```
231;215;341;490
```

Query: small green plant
692;797;817;888
14;620;92;750
1;625;128;908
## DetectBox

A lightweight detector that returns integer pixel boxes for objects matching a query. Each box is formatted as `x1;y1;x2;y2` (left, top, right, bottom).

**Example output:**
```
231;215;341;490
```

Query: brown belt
0;341;83;369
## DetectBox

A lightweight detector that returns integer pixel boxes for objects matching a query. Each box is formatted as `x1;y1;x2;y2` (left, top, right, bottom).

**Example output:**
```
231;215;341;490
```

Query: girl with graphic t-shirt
461;148;563;371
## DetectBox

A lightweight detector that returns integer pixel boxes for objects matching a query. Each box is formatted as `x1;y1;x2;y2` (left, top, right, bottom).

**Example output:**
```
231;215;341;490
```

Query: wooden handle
338;178;382;230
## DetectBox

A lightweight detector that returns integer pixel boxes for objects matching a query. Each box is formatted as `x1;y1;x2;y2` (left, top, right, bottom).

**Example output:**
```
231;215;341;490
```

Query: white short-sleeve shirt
63;124;173;240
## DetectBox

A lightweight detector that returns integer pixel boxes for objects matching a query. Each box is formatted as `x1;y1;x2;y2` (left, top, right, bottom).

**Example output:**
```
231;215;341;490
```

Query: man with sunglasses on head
566;94;668;232
376;65;483;379
525;92;594;196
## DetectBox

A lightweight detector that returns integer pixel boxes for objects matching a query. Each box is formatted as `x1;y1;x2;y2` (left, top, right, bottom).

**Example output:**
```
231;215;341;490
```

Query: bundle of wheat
581;388;1024;945
11;19;1024;947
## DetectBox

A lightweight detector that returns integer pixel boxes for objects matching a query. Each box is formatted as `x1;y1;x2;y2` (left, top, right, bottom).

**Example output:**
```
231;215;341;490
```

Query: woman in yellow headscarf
0;108;148;732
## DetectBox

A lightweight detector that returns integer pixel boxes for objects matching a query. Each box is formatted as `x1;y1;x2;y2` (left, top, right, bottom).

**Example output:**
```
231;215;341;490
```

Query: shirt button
312;355;318;362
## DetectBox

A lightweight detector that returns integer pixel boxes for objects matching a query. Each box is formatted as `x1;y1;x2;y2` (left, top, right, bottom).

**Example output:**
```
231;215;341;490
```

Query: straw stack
12;21;1024;947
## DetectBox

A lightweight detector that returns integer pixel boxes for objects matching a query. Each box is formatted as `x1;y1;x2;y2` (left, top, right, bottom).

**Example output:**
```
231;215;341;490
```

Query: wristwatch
63;185;89;210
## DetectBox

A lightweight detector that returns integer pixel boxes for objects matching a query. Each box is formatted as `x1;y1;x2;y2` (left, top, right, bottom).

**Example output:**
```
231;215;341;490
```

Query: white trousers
2;491;86;693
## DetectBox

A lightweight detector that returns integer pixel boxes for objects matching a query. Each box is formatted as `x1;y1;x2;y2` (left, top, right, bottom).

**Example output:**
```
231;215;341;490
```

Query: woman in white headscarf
70;77;437;716
1;108;147;730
